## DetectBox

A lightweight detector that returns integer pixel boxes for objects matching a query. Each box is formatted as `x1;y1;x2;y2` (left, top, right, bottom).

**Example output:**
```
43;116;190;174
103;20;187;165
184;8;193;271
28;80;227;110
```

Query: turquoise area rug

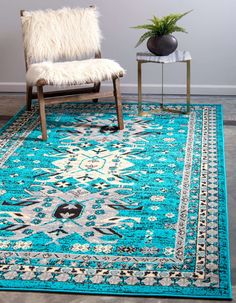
0;103;232;299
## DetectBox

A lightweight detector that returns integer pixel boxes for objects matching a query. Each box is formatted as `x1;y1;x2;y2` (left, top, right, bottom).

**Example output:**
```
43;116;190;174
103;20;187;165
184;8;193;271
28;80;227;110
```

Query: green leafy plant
133;10;192;47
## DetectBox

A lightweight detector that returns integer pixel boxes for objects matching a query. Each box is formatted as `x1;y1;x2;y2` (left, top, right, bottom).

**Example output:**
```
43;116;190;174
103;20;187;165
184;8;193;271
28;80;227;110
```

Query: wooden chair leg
37;86;47;141
93;82;101;103
26;85;33;111
113;77;124;130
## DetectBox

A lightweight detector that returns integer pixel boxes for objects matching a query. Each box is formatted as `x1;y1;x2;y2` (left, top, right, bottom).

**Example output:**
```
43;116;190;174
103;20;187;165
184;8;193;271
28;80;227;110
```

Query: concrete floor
0;94;235;302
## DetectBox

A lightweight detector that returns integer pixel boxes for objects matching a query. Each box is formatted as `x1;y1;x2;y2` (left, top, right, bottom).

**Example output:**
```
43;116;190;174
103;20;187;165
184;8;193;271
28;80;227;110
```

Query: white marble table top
136;50;192;63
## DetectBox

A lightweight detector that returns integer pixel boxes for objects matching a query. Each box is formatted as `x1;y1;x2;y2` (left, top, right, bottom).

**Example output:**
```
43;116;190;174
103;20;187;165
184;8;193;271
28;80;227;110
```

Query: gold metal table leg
186;60;191;114
161;63;164;109
138;61;142;115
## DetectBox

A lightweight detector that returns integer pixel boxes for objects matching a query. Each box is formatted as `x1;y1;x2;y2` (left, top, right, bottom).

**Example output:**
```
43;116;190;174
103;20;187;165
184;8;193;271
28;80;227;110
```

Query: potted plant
133;10;192;56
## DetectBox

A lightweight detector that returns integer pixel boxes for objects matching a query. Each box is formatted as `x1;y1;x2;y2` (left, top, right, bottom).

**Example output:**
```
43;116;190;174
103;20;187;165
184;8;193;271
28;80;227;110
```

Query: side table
136;50;192;115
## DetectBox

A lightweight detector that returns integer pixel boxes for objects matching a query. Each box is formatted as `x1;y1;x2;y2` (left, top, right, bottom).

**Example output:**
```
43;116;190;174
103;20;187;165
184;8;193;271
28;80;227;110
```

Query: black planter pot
147;34;178;56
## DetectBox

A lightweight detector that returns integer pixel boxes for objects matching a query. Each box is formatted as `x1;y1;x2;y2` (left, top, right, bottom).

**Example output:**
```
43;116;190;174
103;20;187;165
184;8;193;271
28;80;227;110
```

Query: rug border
0;105;26;135
218;104;233;299
0;102;232;299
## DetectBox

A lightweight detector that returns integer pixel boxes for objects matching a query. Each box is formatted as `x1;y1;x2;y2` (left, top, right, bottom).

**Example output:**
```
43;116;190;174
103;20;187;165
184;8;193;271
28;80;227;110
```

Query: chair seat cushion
26;59;125;86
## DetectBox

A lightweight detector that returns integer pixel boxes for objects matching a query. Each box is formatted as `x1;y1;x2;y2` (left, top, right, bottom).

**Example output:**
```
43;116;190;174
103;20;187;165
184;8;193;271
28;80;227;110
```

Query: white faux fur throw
21;7;102;65
26;59;125;86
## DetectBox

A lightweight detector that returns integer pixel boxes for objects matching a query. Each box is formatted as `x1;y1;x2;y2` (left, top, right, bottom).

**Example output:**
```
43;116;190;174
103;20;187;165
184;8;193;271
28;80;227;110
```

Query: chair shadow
24;123;118;141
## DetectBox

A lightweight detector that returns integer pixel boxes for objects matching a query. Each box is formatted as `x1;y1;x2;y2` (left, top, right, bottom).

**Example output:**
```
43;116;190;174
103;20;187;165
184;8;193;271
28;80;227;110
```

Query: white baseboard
113;83;236;95
1;82;236;95
0;82;26;92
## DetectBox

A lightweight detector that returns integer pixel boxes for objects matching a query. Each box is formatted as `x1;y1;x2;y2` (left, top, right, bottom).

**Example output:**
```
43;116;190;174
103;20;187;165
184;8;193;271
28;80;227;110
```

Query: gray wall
0;0;236;95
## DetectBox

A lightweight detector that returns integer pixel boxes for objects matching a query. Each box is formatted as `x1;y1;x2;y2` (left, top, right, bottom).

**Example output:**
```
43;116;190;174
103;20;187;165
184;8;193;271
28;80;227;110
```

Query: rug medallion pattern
0;103;231;298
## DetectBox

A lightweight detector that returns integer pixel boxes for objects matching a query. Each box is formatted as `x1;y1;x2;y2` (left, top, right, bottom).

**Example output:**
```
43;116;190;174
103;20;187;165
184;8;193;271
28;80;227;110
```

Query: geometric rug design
0;103;232;299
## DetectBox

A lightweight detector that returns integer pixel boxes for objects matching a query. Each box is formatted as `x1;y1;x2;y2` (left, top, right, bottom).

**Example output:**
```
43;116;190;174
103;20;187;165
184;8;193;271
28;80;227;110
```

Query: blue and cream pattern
0;103;232;299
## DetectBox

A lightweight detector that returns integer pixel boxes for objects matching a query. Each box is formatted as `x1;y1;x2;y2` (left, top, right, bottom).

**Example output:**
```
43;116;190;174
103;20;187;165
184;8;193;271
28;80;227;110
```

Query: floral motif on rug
0;103;231;299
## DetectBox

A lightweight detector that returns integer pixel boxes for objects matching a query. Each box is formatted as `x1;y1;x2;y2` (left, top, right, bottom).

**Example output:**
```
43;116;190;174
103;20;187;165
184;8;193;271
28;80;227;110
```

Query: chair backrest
21;7;102;67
